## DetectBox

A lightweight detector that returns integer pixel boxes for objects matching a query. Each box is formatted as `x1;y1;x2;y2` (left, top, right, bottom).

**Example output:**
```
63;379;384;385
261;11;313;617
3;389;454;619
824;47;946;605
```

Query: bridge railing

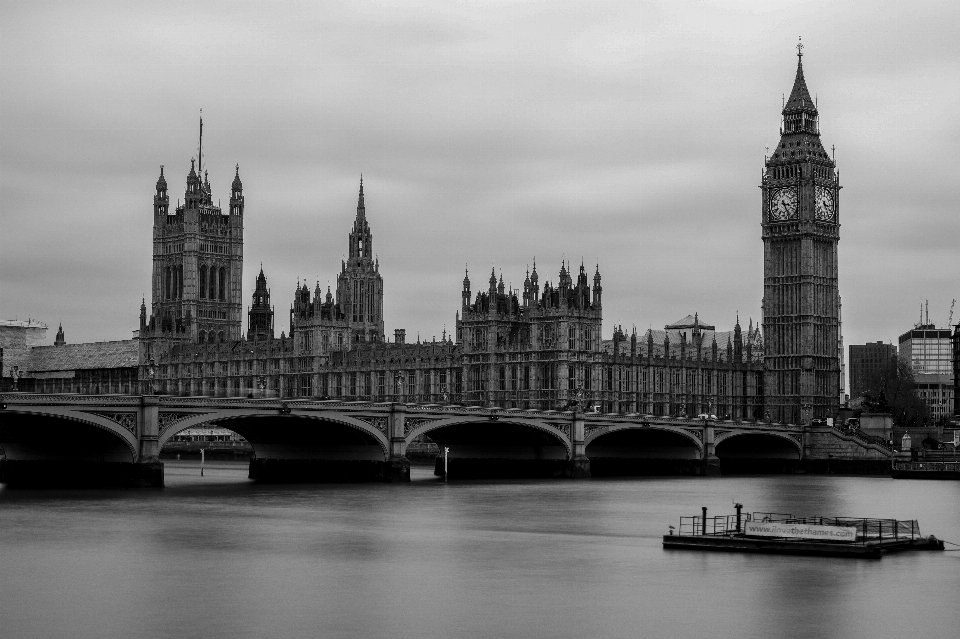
678;514;745;536
752;513;919;541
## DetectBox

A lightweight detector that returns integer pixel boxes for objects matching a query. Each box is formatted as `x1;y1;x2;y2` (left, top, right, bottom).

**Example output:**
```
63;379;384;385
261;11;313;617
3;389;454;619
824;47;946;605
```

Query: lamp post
394;373;403;403
256;375;266;399
11;365;22;391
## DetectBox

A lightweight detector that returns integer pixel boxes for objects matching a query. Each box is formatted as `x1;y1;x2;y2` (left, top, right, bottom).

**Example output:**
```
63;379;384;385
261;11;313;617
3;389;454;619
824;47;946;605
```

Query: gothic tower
247;266;274;341
761;43;841;424
335;178;384;342
147;122;244;344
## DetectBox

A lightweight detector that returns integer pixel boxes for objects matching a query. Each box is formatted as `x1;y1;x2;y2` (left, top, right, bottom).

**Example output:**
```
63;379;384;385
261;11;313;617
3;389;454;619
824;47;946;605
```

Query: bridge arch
0;407;139;460
714;431;802;473
584;423;704;453
157;409;389;456
585;423;704;476
407;415;573;478
406;415;572;457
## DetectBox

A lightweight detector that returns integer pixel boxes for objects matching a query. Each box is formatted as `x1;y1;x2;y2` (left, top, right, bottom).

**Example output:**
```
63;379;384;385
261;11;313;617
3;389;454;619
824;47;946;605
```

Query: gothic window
198;330;205;344
569;326;576;350
218;267;226;301
199;266;207;299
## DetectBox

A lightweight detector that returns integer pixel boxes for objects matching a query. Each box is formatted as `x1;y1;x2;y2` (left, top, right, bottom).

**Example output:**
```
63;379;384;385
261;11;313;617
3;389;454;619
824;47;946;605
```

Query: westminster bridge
0;393;893;487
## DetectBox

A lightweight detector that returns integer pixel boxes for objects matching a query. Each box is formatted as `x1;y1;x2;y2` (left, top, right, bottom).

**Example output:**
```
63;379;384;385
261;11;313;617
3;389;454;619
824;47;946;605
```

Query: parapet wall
807;425;892;460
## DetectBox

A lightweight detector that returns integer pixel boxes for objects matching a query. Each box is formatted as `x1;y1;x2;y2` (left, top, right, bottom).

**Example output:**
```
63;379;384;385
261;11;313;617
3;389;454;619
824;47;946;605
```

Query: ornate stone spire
784;38;817;117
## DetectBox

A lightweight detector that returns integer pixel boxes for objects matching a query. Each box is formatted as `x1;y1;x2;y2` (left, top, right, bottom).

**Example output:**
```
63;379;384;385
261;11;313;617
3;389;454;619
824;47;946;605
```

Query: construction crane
949;299;956;328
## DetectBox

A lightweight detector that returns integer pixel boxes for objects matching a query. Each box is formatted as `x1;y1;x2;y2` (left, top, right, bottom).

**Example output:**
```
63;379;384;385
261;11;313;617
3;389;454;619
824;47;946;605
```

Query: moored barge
891;461;960;480
662;505;944;559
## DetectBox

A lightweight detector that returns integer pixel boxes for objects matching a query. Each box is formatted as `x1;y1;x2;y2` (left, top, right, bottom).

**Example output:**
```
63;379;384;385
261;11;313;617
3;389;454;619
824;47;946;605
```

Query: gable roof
24;340;139;373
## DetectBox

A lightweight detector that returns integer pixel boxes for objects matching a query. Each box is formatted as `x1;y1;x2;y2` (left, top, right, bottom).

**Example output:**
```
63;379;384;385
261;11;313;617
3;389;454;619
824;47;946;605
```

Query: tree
860;356;928;427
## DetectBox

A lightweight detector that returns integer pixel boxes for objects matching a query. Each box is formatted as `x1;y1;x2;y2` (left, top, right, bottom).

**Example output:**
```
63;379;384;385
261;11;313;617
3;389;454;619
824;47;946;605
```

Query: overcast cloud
2;1;958;382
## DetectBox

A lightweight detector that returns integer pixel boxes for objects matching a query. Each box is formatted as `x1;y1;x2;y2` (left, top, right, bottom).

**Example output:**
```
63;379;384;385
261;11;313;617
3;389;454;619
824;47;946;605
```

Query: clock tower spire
760;41;842;424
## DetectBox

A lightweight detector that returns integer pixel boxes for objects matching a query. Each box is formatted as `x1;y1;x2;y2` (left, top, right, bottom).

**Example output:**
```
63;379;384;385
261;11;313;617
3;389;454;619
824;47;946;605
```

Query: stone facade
10;168;767;418
142;159;245;345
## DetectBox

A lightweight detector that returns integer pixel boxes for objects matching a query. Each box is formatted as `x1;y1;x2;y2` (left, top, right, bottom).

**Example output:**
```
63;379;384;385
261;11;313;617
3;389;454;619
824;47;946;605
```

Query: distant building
0;319;48;390
899;325;955;425
848;341;897;400
953;323;960;420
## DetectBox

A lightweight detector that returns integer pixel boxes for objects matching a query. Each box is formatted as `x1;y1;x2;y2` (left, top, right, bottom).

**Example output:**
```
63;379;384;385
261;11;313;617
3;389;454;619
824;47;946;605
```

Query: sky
2;1;958;374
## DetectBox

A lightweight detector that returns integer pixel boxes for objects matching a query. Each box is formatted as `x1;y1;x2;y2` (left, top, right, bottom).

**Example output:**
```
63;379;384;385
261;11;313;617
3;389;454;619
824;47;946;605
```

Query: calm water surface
1;462;959;639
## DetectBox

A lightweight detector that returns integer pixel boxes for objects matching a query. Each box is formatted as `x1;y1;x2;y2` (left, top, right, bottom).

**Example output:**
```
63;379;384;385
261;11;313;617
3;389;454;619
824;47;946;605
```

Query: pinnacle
784;55;817;115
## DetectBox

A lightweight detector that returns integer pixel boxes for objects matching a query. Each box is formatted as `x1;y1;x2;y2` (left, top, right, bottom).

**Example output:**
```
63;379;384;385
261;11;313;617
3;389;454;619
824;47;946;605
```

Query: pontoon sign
744;521;857;542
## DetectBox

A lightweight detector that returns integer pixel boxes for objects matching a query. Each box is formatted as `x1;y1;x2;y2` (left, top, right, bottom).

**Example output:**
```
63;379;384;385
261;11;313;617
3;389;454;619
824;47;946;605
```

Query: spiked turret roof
783;54;817;116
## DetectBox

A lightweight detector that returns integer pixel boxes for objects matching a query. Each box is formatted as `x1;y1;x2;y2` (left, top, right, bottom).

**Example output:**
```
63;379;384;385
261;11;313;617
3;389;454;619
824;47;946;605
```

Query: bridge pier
383;403;410;482
136;395;164;487
566;411;591;478
702;421;720;476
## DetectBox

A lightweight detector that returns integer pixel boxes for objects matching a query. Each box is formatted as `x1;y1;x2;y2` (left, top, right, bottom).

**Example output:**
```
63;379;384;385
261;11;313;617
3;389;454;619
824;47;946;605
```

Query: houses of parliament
5;52;842;425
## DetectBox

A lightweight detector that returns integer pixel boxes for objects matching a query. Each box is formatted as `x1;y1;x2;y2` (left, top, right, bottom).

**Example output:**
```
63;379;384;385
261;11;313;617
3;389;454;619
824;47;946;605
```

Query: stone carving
85;411;138;435
404;418;434;437
356;416;388;434
682;428;703;442
549;422;569;439
584;424;605;438
158;412;196;437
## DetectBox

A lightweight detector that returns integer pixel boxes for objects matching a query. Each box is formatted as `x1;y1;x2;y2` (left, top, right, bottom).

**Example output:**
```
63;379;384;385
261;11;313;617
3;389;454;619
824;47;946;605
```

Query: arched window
219;267;226;301
209;265;217;300
199;265;207;300
218;331;225;343
198;330;206;344
164;266;171;300
178;264;184;299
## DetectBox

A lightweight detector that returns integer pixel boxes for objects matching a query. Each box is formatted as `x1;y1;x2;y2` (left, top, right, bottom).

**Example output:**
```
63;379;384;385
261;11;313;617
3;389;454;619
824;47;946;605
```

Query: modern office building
899;325;955;425
952;323;960;419
848;341;897;400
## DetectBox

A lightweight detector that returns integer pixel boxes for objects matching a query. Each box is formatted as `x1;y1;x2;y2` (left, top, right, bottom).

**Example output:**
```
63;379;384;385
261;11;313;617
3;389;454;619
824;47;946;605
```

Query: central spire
784;38;816;117
357;174;365;220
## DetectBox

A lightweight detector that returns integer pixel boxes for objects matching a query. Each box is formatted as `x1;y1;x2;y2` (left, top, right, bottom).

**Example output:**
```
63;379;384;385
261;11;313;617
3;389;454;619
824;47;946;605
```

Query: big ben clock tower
761;41;841;424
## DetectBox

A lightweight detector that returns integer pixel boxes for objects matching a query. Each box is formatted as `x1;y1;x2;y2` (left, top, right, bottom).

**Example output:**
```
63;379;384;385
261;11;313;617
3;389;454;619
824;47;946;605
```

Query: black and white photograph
1;1;959;638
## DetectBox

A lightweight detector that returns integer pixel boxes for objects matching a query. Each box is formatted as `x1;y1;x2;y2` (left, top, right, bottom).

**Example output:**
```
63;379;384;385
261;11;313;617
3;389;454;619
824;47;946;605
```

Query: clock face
815;186;835;221
769;187;798;221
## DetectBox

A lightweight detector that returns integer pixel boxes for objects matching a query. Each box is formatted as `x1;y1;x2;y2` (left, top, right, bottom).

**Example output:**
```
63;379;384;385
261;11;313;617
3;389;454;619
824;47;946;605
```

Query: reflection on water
1;462;959;639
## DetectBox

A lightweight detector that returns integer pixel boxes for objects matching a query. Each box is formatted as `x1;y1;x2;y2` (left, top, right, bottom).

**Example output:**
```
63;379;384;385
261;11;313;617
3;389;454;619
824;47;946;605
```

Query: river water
1;462;959;639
